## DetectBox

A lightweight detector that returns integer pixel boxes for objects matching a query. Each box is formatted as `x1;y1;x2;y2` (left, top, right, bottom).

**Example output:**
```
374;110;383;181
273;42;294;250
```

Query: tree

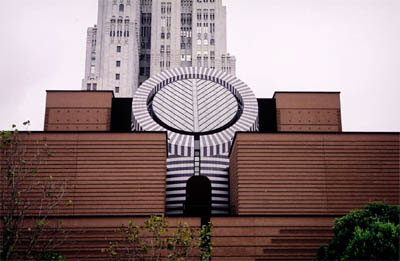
315;202;400;260
0;122;69;260
103;215;213;260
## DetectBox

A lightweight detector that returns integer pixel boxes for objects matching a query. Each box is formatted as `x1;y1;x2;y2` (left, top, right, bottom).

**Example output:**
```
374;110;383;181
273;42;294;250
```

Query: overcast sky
0;0;399;131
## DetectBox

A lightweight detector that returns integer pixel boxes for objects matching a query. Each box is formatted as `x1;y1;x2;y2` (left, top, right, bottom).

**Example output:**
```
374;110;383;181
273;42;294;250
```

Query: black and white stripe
132;67;258;215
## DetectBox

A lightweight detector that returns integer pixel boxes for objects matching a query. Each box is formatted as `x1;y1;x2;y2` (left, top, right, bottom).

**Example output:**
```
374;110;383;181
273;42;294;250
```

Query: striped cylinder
132;67;258;215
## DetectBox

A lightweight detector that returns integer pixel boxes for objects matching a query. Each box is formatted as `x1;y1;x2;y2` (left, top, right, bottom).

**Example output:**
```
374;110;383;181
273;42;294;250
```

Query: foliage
37;251;67;261
167;221;196;260
315;202;400;260
103;215;213;260
199;222;213;260
0;122;68;260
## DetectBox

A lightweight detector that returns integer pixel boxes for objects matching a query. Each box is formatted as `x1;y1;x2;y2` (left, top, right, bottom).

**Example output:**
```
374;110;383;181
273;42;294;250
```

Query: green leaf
37;219;45;228
319;202;400;260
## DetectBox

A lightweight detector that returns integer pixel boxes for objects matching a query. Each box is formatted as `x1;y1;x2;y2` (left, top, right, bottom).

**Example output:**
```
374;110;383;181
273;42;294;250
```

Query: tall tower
83;0;236;94
139;0;236;85
83;0;140;97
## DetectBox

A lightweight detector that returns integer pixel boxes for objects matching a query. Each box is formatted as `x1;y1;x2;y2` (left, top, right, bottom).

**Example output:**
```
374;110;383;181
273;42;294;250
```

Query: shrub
315;202;400;260
103;215;213;260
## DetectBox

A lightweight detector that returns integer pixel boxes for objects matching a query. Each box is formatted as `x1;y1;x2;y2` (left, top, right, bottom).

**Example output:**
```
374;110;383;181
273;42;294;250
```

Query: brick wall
230;133;399;215
211;216;334;260
274;92;342;132
1;132;167;216
44;91;113;131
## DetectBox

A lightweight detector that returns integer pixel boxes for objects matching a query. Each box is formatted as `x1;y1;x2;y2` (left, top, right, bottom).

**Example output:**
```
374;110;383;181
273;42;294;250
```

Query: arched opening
119;4;124;12
184;176;211;222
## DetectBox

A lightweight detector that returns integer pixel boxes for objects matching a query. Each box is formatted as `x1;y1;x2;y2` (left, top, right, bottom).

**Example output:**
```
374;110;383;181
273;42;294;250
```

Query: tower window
116;61;121;67
93;83;97;90
87;83;91;91
117;46;121;52
197;9;202;20
116;74;120;80
203;9;208;20
115;87;120;93
167;3;171;14
119;4;124;12
161;3;166;14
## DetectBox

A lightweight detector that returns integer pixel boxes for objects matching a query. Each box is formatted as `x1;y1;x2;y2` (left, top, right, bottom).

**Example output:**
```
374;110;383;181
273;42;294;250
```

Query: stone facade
83;0;236;94
142;0;236;85
82;0;140;97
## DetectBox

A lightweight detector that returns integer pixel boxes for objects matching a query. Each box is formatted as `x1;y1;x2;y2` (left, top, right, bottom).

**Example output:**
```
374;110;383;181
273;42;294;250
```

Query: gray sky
0;0;399;131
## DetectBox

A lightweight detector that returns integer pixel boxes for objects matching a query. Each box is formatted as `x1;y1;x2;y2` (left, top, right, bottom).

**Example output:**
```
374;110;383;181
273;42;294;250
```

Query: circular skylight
151;78;239;133
132;67;258;157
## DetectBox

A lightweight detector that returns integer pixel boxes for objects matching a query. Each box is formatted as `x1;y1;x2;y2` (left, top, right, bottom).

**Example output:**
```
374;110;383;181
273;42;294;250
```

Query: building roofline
46;90;115;98
228;131;400;157
272;91;341;98
46;90;114;93
25;214;345;219
13;131;168;135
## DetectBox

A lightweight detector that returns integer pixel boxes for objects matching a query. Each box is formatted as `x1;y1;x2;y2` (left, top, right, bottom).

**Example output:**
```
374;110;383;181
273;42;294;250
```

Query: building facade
82;0;141;97
140;0;236;85
83;0;236;95
35;1;399;259
132;67;258;215
17;89;397;260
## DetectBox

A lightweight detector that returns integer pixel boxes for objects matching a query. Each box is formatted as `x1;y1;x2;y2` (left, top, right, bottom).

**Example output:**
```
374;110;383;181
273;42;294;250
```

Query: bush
37;251;66;261
315;202;400;260
103;215;213;260
1;123;69;260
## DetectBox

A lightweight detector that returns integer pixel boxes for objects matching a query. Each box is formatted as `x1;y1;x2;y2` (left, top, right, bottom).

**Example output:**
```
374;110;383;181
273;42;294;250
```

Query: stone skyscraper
83;0;236;95
82;0;140;97
139;0;236;84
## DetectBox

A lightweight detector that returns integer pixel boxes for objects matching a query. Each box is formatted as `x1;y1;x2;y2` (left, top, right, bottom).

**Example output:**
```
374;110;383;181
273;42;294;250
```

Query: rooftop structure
82;0;236;96
132;67;257;214
20;87;397;260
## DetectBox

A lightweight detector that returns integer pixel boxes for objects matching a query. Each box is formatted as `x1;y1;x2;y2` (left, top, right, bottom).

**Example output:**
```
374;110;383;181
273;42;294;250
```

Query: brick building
3;68;397;260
